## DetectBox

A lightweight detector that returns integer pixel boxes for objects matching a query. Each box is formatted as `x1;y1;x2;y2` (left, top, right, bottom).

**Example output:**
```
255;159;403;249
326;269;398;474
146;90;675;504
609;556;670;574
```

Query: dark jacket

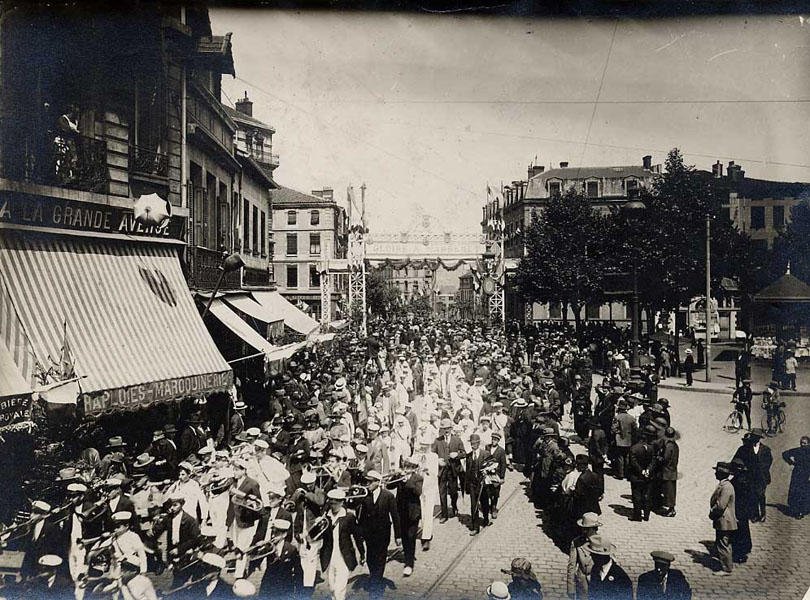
661;440;679;481
488;445;508;480
103;495;138;533
636;568;692;600
227;476;262;528
358;488;401;544
573;470;603;517
157;510;201;557
396;473;424;524
319;511;365;572
261;540;302;599
588;561;634;600
628;441;655;482
508;576;544;600
465;448;491;493
433;435;465;481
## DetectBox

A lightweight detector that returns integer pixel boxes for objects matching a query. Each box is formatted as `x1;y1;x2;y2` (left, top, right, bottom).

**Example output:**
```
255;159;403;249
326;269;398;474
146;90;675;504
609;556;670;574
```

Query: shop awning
224;293;283;325
252;291;320;335
0;232;232;416
206;298;305;362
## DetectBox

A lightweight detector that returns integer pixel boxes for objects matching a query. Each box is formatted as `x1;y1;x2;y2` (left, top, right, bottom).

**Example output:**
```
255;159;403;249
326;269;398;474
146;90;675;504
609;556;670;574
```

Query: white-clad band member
414;436;439;550
319;489;365;600
294;471;325;591
227;460;262;579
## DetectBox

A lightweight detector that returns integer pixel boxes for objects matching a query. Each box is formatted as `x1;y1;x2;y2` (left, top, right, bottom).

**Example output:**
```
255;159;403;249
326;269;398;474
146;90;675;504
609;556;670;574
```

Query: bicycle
724;401;746;433
761;401;786;437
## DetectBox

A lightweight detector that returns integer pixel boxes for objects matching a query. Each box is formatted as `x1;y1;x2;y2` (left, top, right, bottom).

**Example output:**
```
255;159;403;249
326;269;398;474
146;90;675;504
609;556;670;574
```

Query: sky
213;10;810;235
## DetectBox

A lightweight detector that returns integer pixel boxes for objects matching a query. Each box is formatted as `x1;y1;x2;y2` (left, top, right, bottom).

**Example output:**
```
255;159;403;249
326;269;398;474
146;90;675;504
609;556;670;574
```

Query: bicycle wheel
725;412;741;433
779;409;786;426
761;415;777;437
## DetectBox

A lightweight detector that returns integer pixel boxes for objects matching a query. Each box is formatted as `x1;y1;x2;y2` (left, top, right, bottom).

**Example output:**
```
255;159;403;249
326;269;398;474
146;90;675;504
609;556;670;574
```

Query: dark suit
227;476;262;529
588;561;633;600
260;540;302;599
465;449;491;532
158;510;201;558
573;470;602;519
433;434;465;518
396;473;423;568
357;488;401;599
179;425;206;459
103;495;138;533
733;442;773;521
251;506;292;547
661;439;679;510
628;441;655;520
15;519;66;581
636;568;692;600
487;445;508;512
319;511;365;572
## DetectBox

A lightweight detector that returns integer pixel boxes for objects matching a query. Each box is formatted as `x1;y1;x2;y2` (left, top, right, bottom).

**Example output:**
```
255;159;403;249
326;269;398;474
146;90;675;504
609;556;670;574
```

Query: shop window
286;265;298;288
286;233;298;256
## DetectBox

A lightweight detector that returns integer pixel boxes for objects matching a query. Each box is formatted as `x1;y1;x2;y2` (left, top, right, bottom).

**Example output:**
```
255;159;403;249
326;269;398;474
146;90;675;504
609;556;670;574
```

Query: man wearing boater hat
586;535;633;600
636;551;692;600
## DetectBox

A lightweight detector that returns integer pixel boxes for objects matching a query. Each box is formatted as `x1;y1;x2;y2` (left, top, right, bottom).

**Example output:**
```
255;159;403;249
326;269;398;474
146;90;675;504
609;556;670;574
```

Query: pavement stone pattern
295;382;810;600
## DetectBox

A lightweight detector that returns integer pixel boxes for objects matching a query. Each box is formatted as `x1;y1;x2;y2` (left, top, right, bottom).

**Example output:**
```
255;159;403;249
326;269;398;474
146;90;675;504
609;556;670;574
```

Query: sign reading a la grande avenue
0;193;186;241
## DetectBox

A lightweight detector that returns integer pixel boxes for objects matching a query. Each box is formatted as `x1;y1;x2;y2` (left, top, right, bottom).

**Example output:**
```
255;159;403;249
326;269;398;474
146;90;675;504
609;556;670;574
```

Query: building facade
457;271;476;320
380;265;434;303
270;186;347;317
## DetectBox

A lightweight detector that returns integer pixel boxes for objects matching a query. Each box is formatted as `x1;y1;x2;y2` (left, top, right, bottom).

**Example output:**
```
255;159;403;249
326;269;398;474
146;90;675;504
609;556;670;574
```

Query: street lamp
201;252;245;318
623;193;647;384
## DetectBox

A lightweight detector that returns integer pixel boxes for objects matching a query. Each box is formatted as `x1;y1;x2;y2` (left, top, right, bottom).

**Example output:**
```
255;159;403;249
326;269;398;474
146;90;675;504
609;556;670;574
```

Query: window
773;205;785;229
310;210;320;225
751;206;765;230
286;265;298;288
549;302;562;319
309;233;321;255
260;210;267;257
252;206;259;254
548;181;561;197
586;181;599;198
243;199;250;251
309;264;320;288
586;303;601;320
626;179;639;194
286;233;298;256
287;210;297;225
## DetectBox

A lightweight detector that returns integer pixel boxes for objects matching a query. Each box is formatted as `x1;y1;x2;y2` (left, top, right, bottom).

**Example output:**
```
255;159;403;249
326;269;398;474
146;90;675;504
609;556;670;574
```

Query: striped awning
252;291;320;335
0;231;232;416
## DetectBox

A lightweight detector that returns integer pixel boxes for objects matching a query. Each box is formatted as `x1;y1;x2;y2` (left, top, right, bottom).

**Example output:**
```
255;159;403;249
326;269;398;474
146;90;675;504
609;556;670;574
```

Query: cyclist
762;380;782;433
731;379;753;431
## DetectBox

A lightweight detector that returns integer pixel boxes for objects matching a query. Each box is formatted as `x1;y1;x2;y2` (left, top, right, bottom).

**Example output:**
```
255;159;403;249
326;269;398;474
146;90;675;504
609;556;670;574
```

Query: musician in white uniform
414;435;439;550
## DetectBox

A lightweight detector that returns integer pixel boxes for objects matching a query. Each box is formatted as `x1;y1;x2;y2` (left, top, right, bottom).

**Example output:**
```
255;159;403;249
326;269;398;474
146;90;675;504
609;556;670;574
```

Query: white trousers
297;539;323;587
420;490;437;540
231;522;258;579
327;557;350;600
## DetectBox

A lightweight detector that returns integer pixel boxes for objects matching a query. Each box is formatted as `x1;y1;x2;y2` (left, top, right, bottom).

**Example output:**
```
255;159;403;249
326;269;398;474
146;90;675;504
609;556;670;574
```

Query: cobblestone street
306;385;810;600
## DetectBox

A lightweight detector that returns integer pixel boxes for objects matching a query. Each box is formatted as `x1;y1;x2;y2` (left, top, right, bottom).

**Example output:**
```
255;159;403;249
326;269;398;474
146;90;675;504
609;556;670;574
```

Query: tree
365;270;401;318
514;190;609;332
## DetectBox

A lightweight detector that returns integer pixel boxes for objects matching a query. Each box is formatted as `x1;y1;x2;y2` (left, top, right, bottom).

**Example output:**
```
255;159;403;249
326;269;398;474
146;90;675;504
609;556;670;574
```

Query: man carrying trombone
357;470;401;600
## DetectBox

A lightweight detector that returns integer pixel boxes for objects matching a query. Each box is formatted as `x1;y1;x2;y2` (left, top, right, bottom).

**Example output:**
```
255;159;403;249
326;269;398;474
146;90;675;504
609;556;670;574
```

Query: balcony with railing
129;144;168;179
0;117;109;194
187;245;242;291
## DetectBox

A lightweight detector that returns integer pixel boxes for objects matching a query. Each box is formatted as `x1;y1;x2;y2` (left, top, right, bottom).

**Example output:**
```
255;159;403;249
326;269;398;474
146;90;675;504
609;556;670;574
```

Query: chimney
712;160;723;178
642;155;652;170
528;165;545;179
559;161;569;168
321;187;333;201
235;91;253;118
728;163;744;183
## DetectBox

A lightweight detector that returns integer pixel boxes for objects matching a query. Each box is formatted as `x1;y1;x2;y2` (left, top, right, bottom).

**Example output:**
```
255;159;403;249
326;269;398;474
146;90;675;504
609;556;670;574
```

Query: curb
657;382;810;398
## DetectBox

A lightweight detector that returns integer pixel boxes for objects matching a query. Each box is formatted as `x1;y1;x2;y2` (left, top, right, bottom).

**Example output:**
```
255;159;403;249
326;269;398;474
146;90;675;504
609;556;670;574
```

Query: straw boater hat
586;535;616;556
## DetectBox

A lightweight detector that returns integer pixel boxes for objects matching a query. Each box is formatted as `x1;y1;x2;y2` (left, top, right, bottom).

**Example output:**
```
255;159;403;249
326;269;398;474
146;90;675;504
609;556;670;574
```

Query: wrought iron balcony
130;144;168;178
0;118;108;193
187;245;242;290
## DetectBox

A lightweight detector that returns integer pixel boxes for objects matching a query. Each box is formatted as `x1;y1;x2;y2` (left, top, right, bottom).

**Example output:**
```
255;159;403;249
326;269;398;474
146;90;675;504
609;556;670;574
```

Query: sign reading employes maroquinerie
0;193;186;240
82;371;233;415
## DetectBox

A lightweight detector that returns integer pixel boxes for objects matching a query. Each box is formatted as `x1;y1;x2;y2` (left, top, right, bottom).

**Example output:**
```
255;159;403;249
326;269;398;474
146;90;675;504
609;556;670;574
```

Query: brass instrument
305;515;329;543
230;488;263;514
481;457;501;486
382;470;409;487
344;485;369;502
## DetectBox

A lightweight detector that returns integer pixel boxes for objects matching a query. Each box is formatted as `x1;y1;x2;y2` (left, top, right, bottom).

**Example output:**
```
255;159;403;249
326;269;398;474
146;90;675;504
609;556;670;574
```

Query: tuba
305;516;330;543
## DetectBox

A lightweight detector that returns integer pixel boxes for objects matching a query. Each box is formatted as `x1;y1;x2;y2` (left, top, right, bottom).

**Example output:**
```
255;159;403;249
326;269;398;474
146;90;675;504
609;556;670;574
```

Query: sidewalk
657;340;810;397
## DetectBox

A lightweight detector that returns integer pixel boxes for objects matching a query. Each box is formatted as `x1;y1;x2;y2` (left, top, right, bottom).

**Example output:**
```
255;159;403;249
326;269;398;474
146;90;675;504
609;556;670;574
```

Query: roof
271;186;337;208
224;105;276;133
195;33;235;76
732;178;810;201
754;271;810;303
526;165;658;198
236;150;277;189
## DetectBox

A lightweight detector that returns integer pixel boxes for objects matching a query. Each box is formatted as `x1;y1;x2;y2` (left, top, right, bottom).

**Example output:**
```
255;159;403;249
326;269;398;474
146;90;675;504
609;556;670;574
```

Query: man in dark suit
153;493;201;588
572;455;602;520
465;433;491;536
586;535;633;600
102;477;138;534
636;551;692;600
611;401;636;479
357;470;401;600
320;489;365;600
395;456;423;576
179;414;207;459
732;429;773;522
432;418;465;522
260;518;302;599
11;501;66;582
660;428;679;517
628;425;657;521
486;432;508;519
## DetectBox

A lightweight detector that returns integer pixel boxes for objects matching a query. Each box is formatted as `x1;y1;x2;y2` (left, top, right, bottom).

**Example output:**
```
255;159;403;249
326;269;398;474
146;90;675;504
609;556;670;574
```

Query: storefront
0;194;234;419
751;266;810;360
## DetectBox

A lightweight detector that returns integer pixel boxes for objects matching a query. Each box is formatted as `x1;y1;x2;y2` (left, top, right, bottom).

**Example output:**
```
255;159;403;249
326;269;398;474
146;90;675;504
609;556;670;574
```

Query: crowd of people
0;316;804;600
